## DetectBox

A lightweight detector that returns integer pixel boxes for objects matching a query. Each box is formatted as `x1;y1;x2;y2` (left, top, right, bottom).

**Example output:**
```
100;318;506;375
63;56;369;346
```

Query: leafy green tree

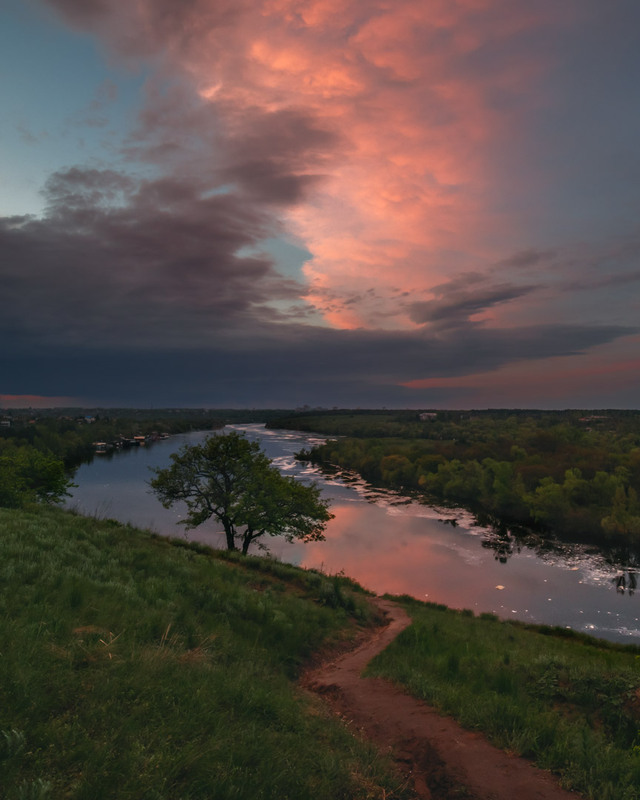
150;432;333;554
601;486;640;540
480;458;527;519
526;477;569;526
0;445;72;508
562;467;591;507
238;468;333;555
380;454;414;486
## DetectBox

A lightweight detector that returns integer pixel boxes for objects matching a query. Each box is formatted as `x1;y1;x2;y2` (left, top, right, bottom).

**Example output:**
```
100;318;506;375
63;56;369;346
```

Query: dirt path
303;598;579;800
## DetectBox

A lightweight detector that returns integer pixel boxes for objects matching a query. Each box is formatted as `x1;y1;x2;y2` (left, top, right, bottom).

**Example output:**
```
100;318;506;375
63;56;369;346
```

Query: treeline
271;408;640;440
0;410;223;509
280;410;640;549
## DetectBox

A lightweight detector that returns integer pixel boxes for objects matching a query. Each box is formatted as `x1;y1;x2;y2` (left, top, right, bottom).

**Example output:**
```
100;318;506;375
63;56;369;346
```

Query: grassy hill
4;505;640;799
0;506;405;800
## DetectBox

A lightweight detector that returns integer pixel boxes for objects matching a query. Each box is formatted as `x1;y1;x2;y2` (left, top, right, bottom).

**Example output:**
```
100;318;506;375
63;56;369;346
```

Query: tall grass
367;597;640;799
0;506;405;800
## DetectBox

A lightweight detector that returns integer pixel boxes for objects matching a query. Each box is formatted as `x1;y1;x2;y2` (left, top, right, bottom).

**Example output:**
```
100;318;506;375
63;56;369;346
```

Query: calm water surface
67;424;640;644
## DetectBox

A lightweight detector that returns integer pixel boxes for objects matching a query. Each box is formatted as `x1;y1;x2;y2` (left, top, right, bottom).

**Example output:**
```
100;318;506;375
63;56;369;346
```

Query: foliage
0;443;72;508
0;505;406;800
0;409;280;511
0;410;223;468
150;432;333;554
279;410;640;549
368;597;640;799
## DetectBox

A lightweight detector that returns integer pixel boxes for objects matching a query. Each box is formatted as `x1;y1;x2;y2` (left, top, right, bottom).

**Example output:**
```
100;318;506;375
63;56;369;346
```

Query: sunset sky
2;0;640;409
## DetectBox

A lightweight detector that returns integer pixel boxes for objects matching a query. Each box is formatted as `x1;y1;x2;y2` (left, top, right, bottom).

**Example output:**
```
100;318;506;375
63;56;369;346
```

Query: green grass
0;506;406;800
367;597;640;800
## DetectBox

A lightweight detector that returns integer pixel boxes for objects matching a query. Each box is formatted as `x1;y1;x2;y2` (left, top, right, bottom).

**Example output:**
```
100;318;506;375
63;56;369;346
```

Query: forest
271;410;640;550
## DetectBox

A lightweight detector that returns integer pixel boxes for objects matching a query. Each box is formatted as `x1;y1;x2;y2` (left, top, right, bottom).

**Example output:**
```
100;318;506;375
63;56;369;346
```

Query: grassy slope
5;506;640;800
367;599;640;800
0;507;406;800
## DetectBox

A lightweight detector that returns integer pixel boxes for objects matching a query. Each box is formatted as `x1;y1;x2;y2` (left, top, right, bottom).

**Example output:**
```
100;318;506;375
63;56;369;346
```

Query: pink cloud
46;0;583;331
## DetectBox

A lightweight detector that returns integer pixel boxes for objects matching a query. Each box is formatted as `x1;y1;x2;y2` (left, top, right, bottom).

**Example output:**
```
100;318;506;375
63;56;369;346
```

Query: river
66;424;640;644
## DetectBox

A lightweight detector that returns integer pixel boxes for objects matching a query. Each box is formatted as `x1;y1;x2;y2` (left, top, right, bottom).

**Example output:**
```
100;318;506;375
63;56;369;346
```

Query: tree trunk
223;521;236;550
242;528;254;555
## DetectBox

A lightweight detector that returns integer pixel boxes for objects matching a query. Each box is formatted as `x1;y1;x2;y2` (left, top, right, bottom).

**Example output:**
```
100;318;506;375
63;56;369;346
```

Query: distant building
419;412;438;421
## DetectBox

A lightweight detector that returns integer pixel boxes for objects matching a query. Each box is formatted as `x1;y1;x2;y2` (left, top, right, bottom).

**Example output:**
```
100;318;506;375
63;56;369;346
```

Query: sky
2;0;640;409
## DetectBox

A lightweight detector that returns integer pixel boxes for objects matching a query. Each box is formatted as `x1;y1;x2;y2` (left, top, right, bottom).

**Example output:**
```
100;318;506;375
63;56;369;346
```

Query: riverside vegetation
0;409;221;508
272;409;640;550
150;432;333;554
0;408;288;509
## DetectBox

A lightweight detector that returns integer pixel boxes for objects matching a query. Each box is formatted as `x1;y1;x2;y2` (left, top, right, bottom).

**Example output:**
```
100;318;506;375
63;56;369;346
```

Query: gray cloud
218;106;338;205
493;234;640;296
3;309;634;406
1;166;305;349
407;273;537;328
496;249;557;270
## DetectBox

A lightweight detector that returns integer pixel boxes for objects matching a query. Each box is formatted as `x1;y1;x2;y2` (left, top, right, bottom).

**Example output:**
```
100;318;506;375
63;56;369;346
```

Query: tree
149;432;333;554
601;486;640;540
0;444;72;508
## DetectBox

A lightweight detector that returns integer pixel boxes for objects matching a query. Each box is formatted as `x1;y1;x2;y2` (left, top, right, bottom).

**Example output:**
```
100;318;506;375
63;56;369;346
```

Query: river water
66;424;640;644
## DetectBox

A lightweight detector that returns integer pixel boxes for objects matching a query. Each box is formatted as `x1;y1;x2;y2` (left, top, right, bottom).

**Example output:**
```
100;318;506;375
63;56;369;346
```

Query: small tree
149;432;333;554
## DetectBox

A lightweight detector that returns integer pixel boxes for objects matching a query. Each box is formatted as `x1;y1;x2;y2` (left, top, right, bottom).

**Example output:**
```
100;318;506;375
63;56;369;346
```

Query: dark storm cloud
3;313;634;407
43;167;136;209
118;73;338;211
407;273;536;328
45;0;340;212
0;167;303;349
260;322;635;384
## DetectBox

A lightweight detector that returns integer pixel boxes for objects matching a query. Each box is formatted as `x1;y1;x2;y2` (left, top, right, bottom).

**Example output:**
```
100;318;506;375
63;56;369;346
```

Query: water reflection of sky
67;424;640;644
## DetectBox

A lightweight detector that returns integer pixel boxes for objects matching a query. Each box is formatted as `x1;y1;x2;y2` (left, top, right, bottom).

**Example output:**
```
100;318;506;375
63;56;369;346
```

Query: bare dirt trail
303;598;579;800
